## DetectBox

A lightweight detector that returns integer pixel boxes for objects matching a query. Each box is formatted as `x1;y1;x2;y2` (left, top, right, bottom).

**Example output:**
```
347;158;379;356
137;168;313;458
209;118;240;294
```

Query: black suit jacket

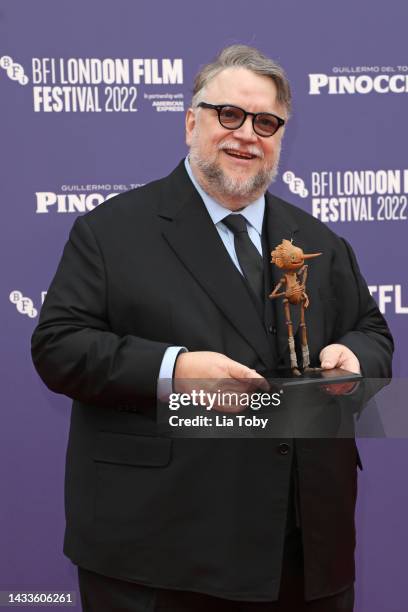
31;161;393;602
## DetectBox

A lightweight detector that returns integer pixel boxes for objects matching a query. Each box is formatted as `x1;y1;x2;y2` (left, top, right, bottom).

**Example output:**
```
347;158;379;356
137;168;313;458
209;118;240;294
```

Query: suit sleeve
31;215;172;406
336;237;394;378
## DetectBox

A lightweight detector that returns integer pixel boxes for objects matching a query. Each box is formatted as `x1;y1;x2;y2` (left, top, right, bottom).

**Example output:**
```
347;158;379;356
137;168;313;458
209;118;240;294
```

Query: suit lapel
158;162;274;369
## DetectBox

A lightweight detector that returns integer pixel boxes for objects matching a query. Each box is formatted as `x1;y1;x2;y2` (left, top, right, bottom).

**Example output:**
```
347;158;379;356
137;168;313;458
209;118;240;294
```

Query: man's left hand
319;343;361;374
319;344;361;395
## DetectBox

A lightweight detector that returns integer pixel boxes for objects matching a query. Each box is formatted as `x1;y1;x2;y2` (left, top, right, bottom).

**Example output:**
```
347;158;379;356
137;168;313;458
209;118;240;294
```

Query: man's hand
174;351;269;413
319;343;361;395
319;343;361;374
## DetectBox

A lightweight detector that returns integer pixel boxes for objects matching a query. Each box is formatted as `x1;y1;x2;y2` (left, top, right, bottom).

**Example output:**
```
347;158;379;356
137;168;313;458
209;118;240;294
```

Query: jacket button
278;443;290;455
268;325;277;335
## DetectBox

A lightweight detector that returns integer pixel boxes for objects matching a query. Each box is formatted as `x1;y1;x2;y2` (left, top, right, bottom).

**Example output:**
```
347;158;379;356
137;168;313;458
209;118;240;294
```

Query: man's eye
258;117;274;127
221;107;241;120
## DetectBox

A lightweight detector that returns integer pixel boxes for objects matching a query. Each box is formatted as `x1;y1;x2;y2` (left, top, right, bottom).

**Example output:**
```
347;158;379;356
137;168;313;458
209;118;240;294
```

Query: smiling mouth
223;149;257;160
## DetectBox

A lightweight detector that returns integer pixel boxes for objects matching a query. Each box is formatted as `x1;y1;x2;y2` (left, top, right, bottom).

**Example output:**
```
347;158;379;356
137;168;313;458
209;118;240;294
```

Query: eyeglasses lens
218;106;279;136
219;106;245;127
254;114;279;136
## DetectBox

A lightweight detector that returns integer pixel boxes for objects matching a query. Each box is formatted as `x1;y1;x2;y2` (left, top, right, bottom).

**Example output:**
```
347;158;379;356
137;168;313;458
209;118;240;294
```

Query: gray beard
189;151;279;201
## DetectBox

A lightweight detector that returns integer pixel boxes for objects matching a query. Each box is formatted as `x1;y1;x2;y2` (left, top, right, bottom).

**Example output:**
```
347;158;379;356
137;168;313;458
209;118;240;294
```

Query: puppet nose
303;252;322;259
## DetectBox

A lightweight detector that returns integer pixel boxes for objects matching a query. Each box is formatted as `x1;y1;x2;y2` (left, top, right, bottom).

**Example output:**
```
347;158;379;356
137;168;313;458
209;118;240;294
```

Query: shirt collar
184;157;265;236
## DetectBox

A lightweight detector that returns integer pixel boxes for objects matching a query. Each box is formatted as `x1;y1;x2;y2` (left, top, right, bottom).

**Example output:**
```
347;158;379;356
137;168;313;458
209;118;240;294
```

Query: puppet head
271;239;321;270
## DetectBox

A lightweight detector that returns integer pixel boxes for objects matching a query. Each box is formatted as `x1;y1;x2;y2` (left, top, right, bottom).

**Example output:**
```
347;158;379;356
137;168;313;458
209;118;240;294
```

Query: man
32;45;393;611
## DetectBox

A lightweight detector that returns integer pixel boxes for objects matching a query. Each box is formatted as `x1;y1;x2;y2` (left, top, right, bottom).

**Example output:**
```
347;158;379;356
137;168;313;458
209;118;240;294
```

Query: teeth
226;150;253;159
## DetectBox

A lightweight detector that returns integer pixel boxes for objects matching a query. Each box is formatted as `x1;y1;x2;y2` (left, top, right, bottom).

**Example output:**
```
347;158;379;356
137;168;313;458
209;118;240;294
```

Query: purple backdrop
1;1;407;610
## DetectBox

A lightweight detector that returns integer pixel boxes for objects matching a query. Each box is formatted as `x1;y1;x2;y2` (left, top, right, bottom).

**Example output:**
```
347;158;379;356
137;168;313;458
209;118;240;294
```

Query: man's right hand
174;351;269;413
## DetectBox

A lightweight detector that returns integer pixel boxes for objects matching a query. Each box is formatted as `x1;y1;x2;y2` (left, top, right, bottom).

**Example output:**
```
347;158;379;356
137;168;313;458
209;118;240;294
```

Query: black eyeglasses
197;102;285;137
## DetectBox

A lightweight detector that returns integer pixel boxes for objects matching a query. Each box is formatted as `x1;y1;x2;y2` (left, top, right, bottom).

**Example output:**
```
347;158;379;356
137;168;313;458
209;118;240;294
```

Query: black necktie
223;214;264;303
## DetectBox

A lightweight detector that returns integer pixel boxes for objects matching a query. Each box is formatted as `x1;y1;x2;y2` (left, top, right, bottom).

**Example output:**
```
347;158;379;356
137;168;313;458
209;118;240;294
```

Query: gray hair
191;44;292;116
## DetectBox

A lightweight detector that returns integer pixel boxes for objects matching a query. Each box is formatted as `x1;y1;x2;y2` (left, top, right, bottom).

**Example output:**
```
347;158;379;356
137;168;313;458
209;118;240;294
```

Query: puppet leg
300;301;320;371
300;303;310;368
283;299;300;375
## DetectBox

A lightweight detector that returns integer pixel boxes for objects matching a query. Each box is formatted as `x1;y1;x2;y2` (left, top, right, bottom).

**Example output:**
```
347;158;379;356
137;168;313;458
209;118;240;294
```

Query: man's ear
185;107;196;146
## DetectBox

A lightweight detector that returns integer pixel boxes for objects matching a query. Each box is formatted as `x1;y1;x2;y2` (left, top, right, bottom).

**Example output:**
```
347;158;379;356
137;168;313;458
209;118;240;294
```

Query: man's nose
232;115;258;141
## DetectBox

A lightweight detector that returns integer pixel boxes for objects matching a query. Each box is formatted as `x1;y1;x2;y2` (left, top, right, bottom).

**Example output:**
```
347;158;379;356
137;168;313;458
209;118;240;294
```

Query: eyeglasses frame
196;102;285;137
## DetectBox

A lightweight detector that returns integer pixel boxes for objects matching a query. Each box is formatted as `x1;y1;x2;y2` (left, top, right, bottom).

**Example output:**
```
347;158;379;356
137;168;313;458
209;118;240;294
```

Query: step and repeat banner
1;1;407;610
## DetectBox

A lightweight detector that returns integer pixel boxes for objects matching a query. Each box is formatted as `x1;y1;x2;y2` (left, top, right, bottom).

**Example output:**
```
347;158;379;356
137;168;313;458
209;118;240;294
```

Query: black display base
260;367;362;389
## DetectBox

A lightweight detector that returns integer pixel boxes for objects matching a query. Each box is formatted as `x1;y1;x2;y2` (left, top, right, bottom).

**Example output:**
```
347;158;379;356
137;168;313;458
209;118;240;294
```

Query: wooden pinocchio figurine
269;239;322;375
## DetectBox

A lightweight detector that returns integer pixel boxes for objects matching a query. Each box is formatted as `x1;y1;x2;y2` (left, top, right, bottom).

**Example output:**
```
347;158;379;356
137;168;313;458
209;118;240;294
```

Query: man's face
186;67;287;208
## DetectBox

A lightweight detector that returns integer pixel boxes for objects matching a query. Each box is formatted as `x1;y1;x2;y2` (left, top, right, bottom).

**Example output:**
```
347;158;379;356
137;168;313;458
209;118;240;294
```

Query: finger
228;361;264;380
245;372;270;392
320;345;342;370
229;365;270;392
321;357;339;370
339;358;361;375
228;361;256;378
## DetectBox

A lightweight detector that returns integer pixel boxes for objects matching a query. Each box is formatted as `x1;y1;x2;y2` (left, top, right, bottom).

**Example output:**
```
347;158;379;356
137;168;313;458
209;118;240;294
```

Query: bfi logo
0;55;29;85
282;171;308;198
9;291;47;318
9;291;37;318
